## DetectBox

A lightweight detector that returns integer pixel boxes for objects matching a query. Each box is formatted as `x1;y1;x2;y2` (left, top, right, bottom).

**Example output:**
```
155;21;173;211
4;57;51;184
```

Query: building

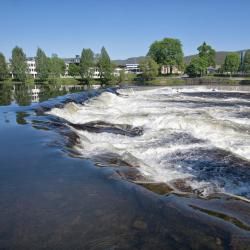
26;57;37;78
207;65;221;74
161;65;183;75
63;55;80;77
125;64;141;74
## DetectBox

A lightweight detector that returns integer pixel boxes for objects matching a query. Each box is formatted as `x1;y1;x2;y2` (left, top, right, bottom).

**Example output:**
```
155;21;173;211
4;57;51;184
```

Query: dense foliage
185;57;208;77
197;42;216;67
35;48;49;81
11;46;27;82
97;47;113;85
242;50;250;73
223;53;240;75
80;49;95;85
68;63;80;78
148;38;184;74
48;54;65;83
140;57;158;80
0;53;8;81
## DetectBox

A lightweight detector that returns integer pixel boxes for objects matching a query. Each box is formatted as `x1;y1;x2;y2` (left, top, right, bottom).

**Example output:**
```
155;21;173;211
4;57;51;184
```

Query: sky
0;0;250;60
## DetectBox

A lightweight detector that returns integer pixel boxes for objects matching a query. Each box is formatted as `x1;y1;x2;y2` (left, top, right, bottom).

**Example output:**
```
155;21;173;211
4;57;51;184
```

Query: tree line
1;39;250;83
68;47;114;85
0;47;66;82
141;38;250;79
0;46;113;85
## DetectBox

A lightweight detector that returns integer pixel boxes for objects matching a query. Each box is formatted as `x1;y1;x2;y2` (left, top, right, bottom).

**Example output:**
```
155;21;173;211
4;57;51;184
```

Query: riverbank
2;75;250;88
133;76;250;86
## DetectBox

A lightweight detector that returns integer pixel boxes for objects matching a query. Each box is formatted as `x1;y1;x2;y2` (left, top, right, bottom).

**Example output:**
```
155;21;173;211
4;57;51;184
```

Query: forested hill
113;50;249;66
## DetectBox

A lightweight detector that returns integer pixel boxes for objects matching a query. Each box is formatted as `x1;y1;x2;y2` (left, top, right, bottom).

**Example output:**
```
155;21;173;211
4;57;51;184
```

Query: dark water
0;84;250;249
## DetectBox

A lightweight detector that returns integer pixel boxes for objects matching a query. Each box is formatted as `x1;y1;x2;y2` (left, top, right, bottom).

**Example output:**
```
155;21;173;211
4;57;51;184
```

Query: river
0;84;250;249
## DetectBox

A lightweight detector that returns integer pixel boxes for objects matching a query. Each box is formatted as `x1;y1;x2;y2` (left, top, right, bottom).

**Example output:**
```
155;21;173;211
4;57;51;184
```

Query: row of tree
1;39;250;82
0;47;65;82
139;39;217;79
139;38;250;79
67;47;113;85
0;46;113;85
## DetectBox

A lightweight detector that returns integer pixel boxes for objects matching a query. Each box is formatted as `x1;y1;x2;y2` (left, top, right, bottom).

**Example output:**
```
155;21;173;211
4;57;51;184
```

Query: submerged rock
70;121;144;137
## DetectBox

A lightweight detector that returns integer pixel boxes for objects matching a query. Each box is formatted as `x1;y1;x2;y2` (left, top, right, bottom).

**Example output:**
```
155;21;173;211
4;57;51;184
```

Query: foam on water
48;86;250;198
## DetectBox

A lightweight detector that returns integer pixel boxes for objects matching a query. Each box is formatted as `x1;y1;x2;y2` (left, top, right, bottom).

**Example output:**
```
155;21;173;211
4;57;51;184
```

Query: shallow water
1;84;250;249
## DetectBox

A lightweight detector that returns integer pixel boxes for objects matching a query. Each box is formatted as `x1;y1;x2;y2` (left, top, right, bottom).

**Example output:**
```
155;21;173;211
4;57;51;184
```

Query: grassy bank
2;76;250;88
132;76;250;86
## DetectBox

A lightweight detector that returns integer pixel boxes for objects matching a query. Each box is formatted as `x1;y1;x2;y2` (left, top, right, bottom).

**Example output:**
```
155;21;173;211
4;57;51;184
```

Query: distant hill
113;56;145;66
113;50;249;66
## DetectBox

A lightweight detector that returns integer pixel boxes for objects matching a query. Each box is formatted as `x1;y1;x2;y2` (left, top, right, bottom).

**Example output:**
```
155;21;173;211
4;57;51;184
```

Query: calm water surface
0;83;250;249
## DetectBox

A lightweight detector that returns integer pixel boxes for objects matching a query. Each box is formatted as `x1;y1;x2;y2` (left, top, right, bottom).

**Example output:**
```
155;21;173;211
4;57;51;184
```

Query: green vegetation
48;54;65;83
97;47;113;86
68;63;80;78
223;53;240;76
185;42;216;77
117;69;126;84
80;49;95;85
35;48;49;81
1;39;250;89
186;57;208;77
0;53;8;81
148;37;184;74
140;57;158;80
197;42;216;67
11;46;27;82
242;50;250;73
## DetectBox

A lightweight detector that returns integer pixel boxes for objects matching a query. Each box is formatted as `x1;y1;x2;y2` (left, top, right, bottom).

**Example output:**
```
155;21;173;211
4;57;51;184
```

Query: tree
242;50;250;73
140;57;158;80
35;48;49;81
223;53;240;76
97;47;113;85
148;37;184;74
197;42;216;67
117;69;125;84
68;63;80;78
0;53;8;81
185;57;208;77
79;49;94;85
48;54;65;83
11;46;27;82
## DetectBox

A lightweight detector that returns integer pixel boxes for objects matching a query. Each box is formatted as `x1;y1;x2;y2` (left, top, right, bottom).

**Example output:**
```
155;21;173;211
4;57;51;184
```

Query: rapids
48;86;250;198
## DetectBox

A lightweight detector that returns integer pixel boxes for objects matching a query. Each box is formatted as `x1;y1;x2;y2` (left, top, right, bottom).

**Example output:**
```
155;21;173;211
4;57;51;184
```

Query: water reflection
0;83;12;105
0;83;84;106
16;112;29;125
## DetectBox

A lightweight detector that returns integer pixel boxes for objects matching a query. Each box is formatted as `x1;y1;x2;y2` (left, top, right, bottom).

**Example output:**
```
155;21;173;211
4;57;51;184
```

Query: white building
125;64;141;74
26;57;37;78
161;65;183;75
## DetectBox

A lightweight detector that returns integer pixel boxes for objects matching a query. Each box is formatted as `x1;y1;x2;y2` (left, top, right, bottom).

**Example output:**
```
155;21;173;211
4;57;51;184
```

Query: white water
48;86;250;197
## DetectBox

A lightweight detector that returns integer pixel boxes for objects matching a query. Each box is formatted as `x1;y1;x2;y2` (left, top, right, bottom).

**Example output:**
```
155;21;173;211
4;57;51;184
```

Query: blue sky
0;0;249;60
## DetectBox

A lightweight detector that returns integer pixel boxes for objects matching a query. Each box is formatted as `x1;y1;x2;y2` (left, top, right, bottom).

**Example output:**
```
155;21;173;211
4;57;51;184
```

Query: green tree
48;54;65;83
11;46;27;82
79;49;95;85
242;50;250;73
68;63;80;78
97;47;113;86
197;42;216;67
0;53;8;81
140;57;158;80
148;37;184;74
117;69;125;84
223;53;240;76
185;57;208;77
35;48;49;81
